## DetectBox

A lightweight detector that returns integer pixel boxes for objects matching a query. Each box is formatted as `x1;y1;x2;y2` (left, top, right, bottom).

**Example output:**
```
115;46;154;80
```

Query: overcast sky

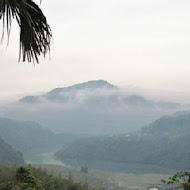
1;0;190;101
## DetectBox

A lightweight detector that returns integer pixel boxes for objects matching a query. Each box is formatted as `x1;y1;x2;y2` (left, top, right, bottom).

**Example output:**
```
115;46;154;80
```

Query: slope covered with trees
55;112;190;173
0;138;24;165
0;117;84;161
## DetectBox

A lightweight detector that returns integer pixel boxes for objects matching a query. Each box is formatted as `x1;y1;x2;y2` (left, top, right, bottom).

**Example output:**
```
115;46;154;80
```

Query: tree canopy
0;0;52;63
160;172;190;190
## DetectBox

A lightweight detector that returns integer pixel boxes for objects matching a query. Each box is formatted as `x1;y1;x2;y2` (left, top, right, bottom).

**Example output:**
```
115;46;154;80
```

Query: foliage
54;134;190;173
0;165;102;190
141;112;190;137
55;112;190;173
0;0;52;63
0;166;43;190
80;167;88;174
160;172;190;190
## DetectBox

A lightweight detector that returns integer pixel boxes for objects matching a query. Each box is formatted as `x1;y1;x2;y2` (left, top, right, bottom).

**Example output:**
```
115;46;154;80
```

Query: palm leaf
0;0;52;63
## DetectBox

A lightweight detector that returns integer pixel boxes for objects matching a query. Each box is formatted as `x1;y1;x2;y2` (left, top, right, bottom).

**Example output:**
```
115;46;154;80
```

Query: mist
0;81;187;135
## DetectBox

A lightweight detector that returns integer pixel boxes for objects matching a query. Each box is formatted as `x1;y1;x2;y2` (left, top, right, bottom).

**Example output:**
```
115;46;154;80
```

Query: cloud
0;87;187;135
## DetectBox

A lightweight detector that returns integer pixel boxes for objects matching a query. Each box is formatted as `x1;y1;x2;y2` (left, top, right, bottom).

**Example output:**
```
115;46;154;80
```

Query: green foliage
0;166;43;190
160;171;190;190
15;166;44;190
0;165;102;190
0;0;52;63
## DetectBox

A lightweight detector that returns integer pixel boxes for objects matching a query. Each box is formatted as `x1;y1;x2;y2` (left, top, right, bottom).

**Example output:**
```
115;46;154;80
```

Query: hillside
55;111;190;173
0;117;83;162
0;138;24;164
141;111;190;137
2;80;182;134
19;80;117;103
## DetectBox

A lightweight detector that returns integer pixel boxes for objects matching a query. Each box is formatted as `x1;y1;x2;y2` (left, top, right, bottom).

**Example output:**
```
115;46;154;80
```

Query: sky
1;0;190;102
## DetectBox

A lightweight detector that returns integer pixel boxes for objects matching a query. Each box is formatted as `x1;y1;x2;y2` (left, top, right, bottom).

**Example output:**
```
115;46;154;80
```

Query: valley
0;81;189;190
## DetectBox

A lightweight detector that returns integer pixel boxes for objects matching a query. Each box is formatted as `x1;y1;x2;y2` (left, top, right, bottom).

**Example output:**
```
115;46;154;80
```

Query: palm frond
0;0;52;63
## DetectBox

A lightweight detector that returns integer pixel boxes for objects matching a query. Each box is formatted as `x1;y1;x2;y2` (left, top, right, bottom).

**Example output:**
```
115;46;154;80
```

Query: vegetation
33;164;111;190
54;134;190;173
55;112;190;173
0;165;101;190
0;166;43;190
0;117;83;161
0;0;52;63
34;164;170;190
141;112;190;137
160;171;190;190
0;138;24;165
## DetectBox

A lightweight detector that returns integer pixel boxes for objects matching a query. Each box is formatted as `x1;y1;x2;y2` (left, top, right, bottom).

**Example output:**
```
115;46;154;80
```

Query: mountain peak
47;80;117;95
19;80;117;103
71;80;117;90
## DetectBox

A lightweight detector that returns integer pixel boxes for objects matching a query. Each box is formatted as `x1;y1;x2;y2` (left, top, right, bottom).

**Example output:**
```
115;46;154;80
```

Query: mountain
19;80;117;103
1;80;182;134
0;117;84;162
0;138;24;165
55;111;190;173
141;111;190;137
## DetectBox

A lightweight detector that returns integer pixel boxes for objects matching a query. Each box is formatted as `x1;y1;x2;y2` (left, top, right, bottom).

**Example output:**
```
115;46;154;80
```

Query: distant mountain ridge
20;80;117;103
0;137;24;165
141;111;190;137
2;80;183;134
0;117;85;162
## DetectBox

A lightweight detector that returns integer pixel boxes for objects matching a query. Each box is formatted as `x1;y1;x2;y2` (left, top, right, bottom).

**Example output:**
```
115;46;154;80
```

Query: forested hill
2;80;182;135
141;111;190;137
0;117;53;155
55;111;190;173
0;138;24;164
0;117;84;161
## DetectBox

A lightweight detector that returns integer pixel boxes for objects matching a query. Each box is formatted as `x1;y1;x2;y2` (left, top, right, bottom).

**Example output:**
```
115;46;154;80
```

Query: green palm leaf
0;0;52;63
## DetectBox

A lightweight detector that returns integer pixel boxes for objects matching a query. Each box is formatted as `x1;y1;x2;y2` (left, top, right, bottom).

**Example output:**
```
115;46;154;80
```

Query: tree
159;171;190;190
80;166;89;174
0;0;52;63
0;166;44;190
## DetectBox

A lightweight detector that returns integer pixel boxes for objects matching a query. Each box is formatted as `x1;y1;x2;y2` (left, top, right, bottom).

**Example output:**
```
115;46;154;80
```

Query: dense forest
55;111;190;173
0;117;83;161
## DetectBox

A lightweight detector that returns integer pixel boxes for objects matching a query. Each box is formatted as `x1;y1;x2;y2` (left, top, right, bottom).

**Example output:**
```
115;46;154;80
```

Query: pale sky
1;0;190;101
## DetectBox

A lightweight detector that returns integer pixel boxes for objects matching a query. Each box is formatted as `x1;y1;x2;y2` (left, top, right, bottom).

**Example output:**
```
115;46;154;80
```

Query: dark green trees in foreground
0;165;90;190
0;165;190;190
0;166;43;190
